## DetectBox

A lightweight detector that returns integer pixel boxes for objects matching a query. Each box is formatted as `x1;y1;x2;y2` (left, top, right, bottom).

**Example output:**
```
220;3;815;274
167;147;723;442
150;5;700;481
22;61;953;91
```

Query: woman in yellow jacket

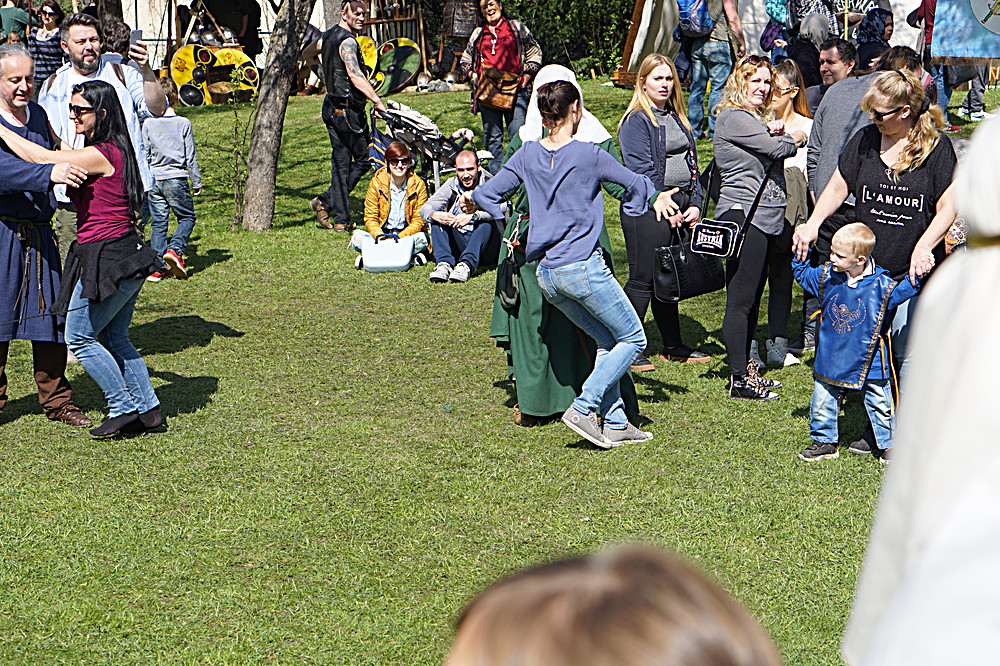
351;141;430;268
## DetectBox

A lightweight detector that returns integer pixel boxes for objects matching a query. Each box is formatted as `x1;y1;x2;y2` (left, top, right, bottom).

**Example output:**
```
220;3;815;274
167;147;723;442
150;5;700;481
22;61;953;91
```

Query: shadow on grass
131;315;245;356
150;370;219;418
632;374;689;403
492;379;517;408
183;245;232;276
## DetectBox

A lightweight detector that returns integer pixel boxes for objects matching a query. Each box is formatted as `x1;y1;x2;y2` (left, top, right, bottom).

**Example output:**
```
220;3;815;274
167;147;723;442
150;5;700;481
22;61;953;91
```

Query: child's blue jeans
149;177;196;256
810;378;895;450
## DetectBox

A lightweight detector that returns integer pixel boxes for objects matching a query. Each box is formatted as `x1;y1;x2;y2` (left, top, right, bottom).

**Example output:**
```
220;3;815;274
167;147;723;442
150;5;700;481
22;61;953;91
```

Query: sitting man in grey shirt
421;150;506;283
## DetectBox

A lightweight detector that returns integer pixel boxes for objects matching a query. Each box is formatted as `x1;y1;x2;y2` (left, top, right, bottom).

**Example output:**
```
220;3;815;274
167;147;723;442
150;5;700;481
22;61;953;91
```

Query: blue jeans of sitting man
687;37;732;137
536;248;646;429
480;88;529;175
810;378;895;450
430;221;499;271
148;177;196;256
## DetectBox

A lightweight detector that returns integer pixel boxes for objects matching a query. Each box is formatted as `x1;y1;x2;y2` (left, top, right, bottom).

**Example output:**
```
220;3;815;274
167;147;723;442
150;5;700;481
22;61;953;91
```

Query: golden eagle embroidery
826;294;866;334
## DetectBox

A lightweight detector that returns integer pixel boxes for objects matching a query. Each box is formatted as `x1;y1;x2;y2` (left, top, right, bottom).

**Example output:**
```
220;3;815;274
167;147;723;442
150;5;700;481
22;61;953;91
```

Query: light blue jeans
66;278;159;418
536;248;646;428
687;38;732;136
810;378;895;450
148;177;196;256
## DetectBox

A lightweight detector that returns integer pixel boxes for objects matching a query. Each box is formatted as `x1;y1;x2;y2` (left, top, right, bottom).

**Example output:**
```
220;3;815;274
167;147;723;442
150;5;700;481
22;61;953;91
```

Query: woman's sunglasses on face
389;158;411;167
869;105;904;121
68;103;95;116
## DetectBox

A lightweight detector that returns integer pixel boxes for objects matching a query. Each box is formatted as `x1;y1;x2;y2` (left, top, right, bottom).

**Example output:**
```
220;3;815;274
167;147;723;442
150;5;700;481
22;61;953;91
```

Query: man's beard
70;52;99;74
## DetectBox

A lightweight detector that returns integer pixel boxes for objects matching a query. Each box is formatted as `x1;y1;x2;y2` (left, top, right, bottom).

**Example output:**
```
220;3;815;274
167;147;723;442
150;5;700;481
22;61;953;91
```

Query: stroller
374;100;487;191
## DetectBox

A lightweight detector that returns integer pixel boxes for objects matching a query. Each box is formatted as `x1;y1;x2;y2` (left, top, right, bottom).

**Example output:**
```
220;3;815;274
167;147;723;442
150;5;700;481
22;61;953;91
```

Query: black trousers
620;198;691;352
723;224;778;376
767;220;794;339
319;100;370;226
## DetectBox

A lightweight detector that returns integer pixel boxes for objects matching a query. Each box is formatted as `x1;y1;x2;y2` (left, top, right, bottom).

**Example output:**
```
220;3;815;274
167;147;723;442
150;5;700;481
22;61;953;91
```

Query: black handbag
495;216;523;312
653;226;725;302
691;160;775;259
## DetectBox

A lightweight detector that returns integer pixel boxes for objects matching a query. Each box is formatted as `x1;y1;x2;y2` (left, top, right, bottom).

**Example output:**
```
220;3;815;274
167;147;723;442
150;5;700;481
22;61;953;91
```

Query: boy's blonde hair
832;222;876;259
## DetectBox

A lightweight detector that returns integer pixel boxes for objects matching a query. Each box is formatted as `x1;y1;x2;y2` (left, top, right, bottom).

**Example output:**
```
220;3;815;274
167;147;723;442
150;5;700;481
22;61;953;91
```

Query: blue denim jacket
794;254;920;388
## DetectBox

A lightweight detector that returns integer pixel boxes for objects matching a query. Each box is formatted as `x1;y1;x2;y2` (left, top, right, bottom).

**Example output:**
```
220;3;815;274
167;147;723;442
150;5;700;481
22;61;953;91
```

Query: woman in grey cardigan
618;53;710;372
713;55;807;400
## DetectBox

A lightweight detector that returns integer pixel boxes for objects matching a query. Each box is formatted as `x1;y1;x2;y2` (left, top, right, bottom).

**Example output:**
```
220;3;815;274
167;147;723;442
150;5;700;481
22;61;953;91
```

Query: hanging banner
934;0;1000;59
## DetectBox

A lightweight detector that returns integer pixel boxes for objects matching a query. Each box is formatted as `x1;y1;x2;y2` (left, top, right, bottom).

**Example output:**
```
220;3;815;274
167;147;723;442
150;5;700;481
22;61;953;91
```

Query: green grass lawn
0;81;989;664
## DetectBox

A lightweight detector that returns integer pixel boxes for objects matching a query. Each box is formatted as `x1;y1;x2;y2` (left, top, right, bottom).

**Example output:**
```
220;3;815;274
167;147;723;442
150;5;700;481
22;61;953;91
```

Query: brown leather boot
310;198;332;229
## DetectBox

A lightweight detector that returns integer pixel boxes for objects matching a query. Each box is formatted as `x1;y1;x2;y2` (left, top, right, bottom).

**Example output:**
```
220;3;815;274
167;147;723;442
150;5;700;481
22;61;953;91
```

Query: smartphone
129;29;142;46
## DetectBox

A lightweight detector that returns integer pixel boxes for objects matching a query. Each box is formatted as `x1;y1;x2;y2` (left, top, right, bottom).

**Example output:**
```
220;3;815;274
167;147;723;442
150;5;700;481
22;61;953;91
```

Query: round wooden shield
373;38;421;95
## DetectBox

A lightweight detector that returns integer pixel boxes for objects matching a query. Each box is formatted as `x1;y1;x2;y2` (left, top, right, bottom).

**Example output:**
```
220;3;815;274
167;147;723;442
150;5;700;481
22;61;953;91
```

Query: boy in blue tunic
793;223;920;464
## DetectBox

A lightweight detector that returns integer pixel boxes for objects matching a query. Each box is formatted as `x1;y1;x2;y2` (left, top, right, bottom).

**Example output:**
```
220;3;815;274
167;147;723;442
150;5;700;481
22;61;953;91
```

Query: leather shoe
51;406;92;427
310;197;333;229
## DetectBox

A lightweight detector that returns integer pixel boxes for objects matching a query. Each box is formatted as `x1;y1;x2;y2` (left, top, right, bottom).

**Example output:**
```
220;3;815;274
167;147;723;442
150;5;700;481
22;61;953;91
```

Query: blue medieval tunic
0;101;60;343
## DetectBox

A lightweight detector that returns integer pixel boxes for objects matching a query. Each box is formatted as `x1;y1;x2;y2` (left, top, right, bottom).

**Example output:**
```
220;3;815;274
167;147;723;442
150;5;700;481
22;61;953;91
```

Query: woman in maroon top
0;80;167;437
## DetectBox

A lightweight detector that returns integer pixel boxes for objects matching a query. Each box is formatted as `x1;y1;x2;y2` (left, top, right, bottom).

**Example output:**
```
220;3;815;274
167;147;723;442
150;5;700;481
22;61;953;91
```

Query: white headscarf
842;119;1000;664
518;64;612;145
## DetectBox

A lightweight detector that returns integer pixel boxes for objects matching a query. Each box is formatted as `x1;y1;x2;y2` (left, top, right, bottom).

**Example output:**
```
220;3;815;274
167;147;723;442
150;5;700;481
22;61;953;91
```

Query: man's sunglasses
68;103;95;115
869;105;904;121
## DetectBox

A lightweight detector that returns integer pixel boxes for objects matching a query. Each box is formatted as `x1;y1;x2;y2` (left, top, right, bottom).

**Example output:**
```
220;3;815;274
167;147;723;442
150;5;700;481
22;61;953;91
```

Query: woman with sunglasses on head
352;140;429;268
759;59;812;369
617;53;710;372
28;0;64;91
0;80;166;437
794;70;957;384
713;54;807;400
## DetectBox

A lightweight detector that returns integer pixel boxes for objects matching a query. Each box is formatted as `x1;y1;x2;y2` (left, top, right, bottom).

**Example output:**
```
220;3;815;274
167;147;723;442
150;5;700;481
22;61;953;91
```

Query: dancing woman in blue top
465;81;674;448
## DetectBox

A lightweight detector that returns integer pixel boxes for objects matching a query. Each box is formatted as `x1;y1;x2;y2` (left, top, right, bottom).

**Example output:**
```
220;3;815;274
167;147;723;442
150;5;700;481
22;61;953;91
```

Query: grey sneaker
766;337;800;367
429;262;452;282
449;261;471;283
561;406;611;449
749;340;765;370
603;423;653;446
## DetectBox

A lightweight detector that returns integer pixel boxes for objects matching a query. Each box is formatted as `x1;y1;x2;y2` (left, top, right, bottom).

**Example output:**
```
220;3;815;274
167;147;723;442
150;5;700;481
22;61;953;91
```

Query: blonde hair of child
833;222;876;259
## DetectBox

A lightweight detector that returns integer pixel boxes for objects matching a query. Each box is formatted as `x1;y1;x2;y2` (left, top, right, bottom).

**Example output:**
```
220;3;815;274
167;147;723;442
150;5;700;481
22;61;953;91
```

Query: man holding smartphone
39;13;166;262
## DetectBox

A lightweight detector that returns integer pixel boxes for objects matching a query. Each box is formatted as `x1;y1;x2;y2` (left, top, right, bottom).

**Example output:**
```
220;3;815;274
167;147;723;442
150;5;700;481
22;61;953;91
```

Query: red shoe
163;249;188;278
147;270;170;282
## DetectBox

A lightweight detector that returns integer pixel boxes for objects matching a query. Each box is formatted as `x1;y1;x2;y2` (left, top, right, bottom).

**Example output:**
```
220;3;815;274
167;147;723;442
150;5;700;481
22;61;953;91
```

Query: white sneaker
766;337;801;367
957;107;970;118
971;111;986;121
749;340;765;371
354;255;363;270
429;262;452;282
449;261;471;283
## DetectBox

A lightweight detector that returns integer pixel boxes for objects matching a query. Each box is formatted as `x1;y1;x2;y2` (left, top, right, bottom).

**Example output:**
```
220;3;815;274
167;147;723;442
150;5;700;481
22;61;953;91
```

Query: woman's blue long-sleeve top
618;108;703;212
472;140;657;268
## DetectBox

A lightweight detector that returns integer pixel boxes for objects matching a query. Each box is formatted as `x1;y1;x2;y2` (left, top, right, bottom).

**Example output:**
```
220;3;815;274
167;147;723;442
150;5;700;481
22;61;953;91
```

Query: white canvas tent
616;0;923;83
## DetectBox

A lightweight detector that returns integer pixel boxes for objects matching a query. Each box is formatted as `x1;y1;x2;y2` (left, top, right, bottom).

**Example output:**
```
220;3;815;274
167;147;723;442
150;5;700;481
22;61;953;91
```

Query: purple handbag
759;20;783;52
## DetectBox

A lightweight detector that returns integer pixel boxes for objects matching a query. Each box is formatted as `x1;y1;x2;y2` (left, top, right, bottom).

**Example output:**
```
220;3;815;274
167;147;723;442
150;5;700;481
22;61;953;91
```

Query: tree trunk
242;0;319;232
97;0;124;24
323;0;340;29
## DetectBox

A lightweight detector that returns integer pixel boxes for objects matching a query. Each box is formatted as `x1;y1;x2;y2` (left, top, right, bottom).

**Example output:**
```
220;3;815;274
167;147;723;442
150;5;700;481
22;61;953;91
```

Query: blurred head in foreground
445;544;783;666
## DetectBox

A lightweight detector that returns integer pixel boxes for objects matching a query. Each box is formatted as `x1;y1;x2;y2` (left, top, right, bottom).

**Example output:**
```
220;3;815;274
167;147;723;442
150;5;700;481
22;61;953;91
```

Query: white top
785;117;813;176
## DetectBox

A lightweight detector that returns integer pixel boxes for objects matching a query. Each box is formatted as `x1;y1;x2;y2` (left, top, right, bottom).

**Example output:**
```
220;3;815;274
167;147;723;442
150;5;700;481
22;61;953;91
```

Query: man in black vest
310;0;386;231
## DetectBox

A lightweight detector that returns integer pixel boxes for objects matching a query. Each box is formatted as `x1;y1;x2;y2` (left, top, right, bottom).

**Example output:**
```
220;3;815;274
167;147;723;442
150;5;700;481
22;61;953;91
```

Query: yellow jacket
363;168;428;238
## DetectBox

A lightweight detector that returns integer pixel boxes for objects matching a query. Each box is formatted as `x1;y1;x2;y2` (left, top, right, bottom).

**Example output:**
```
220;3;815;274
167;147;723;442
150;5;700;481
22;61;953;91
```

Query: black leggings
621;206;687;351
724;224;778;376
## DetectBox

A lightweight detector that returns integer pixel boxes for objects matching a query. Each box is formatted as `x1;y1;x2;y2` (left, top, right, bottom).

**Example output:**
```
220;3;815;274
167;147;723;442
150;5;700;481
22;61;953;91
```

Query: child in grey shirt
142;77;202;281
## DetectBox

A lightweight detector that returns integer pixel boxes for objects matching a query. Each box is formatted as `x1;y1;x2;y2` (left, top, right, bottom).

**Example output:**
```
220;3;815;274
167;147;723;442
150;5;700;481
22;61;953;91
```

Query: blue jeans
430;221;499;271
687;38;732;136
536;248;646;428
889;295;918;390
928;60;952;116
148;178;196;256
66;278;159;418
480;87;529;174
810;378;895;450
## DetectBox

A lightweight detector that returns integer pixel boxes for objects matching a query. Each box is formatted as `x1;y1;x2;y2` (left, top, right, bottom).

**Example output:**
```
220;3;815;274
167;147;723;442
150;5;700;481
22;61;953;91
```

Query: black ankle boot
89;411;139;437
